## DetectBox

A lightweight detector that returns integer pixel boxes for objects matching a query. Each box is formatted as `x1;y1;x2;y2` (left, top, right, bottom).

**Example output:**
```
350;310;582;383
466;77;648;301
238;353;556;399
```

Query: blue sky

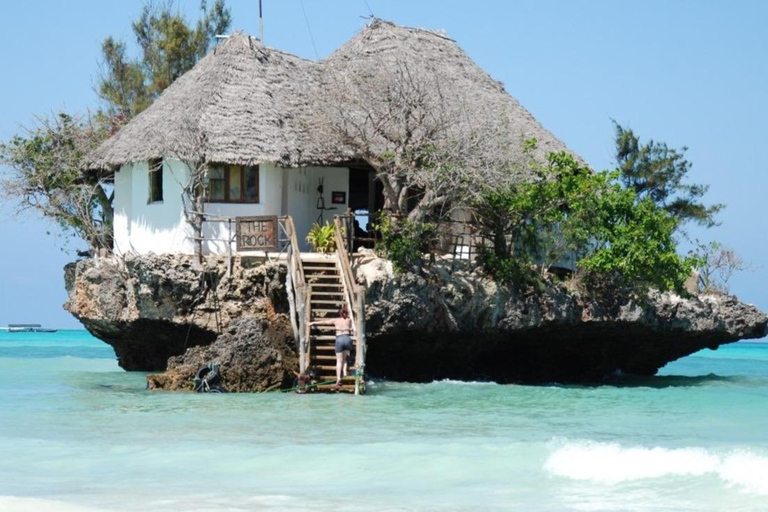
1;0;766;328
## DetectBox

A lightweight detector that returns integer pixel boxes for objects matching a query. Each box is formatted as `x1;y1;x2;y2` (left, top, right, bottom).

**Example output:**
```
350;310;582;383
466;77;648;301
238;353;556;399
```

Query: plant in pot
306;222;336;253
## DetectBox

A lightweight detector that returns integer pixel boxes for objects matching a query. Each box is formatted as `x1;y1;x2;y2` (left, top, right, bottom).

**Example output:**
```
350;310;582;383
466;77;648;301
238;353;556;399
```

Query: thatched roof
85;19;576;171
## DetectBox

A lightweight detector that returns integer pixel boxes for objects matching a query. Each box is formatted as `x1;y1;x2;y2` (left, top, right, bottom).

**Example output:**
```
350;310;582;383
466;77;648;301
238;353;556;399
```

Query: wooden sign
236;216;277;251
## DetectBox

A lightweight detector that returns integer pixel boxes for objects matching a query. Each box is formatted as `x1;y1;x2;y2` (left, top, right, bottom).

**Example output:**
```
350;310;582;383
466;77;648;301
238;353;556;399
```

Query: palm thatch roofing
85;19;576;171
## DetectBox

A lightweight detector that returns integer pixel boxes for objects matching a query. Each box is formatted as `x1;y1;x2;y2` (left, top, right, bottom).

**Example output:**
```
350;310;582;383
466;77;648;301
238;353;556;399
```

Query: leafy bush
374;215;435;273
473;152;697;293
578;195;697;293
306;222;336;254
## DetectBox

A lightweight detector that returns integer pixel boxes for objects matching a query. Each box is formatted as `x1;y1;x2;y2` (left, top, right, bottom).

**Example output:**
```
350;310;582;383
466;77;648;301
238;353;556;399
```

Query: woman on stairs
309;304;355;387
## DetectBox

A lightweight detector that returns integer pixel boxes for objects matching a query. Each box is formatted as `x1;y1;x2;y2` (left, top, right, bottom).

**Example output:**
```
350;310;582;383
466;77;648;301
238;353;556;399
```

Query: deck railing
336;210;489;266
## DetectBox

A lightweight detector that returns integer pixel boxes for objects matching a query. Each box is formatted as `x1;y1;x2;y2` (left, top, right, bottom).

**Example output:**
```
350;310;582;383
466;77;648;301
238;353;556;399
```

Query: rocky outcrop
354;251;768;382
147;315;297;392
64;252;767;386
64;254;288;371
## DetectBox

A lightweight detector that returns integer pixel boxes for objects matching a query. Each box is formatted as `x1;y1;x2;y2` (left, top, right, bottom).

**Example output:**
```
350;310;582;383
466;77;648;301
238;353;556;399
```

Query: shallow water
1;331;767;511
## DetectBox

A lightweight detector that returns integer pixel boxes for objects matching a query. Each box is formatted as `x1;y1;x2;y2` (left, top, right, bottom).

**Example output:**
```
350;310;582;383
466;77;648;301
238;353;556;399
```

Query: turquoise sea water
1;331;767;512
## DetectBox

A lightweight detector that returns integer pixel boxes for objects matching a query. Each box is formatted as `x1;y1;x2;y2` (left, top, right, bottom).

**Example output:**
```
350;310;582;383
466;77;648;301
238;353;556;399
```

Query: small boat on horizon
6;324;58;333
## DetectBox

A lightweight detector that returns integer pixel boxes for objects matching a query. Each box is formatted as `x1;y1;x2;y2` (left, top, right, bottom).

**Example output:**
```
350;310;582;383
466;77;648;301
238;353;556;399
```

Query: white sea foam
718;450;768;495
545;440;768;495
428;379;499;386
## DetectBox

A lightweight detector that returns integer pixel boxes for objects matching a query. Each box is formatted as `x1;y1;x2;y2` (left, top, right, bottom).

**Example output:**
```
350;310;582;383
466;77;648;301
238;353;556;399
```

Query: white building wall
113;160;194;255
113;160;349;256
286;167;314;252
113;165;132;255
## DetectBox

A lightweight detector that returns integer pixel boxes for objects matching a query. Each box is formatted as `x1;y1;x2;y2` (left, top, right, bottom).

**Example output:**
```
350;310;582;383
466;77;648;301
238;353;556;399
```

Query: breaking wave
544;440;768;495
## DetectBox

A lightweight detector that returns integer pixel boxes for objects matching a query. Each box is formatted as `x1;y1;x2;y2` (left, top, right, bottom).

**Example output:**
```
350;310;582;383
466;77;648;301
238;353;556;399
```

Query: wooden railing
337;210;377;252
333;215;367;395
281;216;310;373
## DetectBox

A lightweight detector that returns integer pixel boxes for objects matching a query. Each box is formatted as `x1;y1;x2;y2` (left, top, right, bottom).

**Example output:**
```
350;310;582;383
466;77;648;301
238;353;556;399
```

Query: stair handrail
284;216;306;287
333;216;362;320
354;290;366;396
282;215;309;372
334;215;366;393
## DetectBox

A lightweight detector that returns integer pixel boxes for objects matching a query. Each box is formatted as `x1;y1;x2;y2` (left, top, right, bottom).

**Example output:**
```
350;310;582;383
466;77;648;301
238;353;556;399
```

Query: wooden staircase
304;257;360;392
281;215;366;395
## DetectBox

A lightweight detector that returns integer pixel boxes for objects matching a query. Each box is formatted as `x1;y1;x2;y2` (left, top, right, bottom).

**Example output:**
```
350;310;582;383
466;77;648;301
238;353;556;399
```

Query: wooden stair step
313;364;344;371
312;384;358;392
304;267;339;272
311;291;345;296
310;300;346;305
313;373;354;379
311;355;337;361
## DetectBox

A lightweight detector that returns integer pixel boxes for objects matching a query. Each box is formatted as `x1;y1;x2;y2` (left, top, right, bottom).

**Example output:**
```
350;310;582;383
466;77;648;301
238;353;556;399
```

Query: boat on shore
6;324;58;333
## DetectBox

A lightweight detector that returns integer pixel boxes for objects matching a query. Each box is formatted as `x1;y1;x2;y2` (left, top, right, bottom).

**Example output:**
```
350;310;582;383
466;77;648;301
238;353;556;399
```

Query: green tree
613;121;723;228
473;151;697;292
99;0;231;120
0;113;112;253
1;1;232;254
474;152;604;283
578;188;696;293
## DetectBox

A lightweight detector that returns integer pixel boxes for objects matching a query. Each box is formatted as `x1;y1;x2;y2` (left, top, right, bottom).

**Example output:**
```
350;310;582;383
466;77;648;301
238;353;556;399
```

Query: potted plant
306;222;336;254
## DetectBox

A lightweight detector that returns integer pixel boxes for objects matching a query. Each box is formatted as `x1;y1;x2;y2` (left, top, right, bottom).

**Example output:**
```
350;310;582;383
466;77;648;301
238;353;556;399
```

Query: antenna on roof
259;0;264;42
362;0;375;17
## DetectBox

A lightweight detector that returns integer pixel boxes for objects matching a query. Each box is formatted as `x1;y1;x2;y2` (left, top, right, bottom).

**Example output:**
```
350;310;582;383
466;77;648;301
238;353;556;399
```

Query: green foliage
473;151;697;293
613;121;722;228
306;222;336;254
98;0;232;119
578;195;698;292
474;152;605;282
2;2;232;253
99;38;152;119
375;215;435;273
475;246;539;289
0;112;113;252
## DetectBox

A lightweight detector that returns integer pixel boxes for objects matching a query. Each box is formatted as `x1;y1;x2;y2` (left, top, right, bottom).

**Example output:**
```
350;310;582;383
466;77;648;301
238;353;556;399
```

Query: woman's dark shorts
335;334;353;353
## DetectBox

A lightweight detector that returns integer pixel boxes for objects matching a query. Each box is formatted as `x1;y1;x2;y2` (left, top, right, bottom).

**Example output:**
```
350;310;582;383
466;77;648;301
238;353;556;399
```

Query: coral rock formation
147;315;297;392
65;252;767;387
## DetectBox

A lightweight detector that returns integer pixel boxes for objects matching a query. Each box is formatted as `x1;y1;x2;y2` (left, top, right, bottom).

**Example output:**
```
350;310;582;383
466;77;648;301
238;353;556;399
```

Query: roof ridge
221;31;320;63
367;18;455;42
